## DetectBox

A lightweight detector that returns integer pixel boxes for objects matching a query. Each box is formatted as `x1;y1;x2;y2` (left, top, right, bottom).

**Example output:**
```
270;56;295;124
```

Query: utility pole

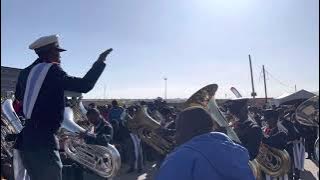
249;55;257;99
262;65;268;104
164;77;167;100
295;85;297;92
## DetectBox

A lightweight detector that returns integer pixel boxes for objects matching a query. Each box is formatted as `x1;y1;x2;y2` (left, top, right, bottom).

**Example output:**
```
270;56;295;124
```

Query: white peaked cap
29;34;66;51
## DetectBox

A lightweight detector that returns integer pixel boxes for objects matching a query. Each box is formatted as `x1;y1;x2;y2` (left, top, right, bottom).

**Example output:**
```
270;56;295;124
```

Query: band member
83;108;114;146
280;112;302;180
262;109;289;180
119;106;144;173
156;106;255;180
13;34;112;180
263;109;288;150
225;98;263;160
108;100;124;134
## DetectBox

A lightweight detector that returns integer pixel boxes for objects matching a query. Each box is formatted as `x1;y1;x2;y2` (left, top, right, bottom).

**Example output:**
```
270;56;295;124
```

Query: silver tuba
61;94;121;178
295;96;319;162
1;97;24;159
127;105;175;155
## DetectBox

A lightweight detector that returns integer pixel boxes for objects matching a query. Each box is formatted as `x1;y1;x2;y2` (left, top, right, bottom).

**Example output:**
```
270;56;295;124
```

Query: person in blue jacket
156;106;255;180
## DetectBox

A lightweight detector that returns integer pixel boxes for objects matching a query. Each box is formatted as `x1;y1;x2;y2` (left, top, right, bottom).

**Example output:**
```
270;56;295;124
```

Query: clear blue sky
1;0;319;99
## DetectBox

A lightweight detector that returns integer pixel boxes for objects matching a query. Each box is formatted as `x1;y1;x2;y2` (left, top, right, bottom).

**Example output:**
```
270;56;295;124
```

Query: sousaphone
295;96;319;162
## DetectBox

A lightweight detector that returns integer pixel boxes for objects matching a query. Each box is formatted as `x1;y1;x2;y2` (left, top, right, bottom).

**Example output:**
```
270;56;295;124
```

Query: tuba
1;98;24;159
1;96;25;180
61;93;121;178
255;143;291;177
126;105;175;155
295;96;319;162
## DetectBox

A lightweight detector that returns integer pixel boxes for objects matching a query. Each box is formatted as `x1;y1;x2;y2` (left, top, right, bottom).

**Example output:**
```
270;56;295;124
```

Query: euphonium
62;93;121;178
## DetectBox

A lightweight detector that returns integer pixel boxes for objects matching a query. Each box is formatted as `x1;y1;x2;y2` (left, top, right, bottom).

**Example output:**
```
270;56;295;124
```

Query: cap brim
56;47;66;52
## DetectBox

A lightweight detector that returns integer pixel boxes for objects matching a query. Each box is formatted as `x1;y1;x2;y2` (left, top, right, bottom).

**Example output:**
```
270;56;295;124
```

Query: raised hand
97;48;113;62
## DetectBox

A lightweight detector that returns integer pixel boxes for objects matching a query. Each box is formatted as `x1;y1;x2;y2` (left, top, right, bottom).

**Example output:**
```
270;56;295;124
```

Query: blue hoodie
156;132;255;180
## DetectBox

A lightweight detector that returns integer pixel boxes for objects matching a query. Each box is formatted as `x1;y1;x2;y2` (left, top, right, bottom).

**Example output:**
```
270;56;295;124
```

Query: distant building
1;66;21;97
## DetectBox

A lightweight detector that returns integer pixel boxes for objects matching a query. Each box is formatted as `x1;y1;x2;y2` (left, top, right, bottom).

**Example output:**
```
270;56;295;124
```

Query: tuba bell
61;94;121;178
295;96;319;127
295;96;319;163
126;105;175;155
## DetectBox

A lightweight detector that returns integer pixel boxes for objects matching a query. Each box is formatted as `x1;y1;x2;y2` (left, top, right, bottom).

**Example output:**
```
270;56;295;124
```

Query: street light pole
164;77;167;100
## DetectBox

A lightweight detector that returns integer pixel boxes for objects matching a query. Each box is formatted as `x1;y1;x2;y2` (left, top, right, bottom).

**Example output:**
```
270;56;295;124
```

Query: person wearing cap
13;34;112;180
262;109;289;180
279;112;304;180
84;108;114;146
156;106;255;180
225;98;263;160
262;109;288;150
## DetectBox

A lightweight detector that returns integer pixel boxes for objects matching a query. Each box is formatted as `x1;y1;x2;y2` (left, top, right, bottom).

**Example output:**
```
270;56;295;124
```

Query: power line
254;64;295;92
264;69;295;90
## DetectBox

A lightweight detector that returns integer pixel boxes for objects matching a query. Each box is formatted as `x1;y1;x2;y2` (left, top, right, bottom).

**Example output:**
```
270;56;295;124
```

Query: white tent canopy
272;89;316;106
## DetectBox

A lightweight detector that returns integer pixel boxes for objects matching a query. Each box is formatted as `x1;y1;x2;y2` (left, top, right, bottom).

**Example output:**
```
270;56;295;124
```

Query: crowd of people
61;97;318;180
1;34;318;180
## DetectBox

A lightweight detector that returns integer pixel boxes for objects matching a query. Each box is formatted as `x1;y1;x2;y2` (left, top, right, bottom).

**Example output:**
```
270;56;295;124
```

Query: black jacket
85;119;113;147
262;126;288;150
280;119;300;142
234;119;263;160
14;59;106;150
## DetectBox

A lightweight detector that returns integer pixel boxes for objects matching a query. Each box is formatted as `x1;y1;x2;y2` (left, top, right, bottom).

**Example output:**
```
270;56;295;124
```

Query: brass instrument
295;96;319;127
127;84;260;179
228;87;291;177
62;93;121;178
255;144;291;177
186;84;261;179
1;98;23;159
295;96;319;162
245;113;291;177
126;106;175;155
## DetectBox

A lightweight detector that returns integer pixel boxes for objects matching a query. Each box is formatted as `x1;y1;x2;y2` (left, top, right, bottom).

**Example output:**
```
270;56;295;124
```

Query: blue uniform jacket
156;132;255;180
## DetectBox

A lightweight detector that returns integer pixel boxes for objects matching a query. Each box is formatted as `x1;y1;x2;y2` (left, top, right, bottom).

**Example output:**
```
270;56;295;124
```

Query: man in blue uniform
156;106;254;180
13;34;112;180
